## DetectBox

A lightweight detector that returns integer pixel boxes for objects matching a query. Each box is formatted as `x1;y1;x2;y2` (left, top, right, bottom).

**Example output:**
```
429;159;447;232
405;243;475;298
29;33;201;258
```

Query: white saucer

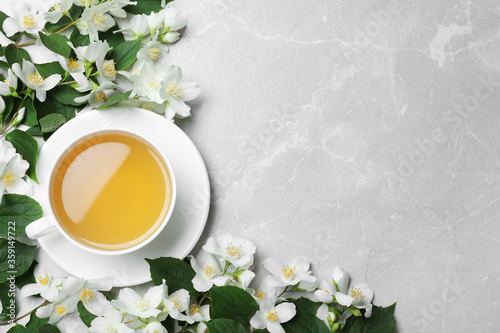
32;108;210;287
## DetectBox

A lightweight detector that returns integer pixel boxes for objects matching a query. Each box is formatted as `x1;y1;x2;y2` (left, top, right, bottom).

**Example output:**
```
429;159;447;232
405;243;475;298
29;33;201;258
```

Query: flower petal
3;18;22;37
335;292;353;307
275;302;296;323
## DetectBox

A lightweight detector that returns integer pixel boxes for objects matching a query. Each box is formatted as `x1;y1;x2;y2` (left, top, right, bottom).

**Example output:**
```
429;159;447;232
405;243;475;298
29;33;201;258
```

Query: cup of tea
26;129;176;255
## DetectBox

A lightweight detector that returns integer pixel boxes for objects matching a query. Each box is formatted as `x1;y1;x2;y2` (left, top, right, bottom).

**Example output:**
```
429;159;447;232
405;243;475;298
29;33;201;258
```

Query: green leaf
21;96;38;127
38;325;61;333
124;0;170;14
26;126;42;137
101;290;114;301
210;286;259;327
78;301;97;327
34;95;75;140
5;44;31;67
15;260;37;290
205;318;248;333
110;39;143;71
26;311;50;332
0;282;16;322
39;113;67;133
70;27;90;47
96;91;132;110
281;298;330;333
38;32;71;58
51;85;87;106
7;325;27;333
0;12;20;42
0;194;43;238
99;29;125;49
45;5;83;34
341;303;397;333
146;257;200;298
0;238;36;284
253;330;270;333
2;96;17;122
35;62;66;79
5;129;39;183
0;60;9;70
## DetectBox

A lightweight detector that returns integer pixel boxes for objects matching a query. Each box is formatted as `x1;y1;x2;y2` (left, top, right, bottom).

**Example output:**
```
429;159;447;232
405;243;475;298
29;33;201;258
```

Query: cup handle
25;217;57;239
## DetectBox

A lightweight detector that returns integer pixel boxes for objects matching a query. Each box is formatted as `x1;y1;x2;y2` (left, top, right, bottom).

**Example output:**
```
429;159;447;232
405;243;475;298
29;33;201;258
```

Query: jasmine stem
0;301;48;325
221;261;231;276
197;291;209;307
277;286;290;298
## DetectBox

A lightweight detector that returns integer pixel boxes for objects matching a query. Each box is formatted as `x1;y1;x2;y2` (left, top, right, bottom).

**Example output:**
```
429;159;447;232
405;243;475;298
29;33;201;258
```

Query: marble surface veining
172;0;500;332
2;0;500;332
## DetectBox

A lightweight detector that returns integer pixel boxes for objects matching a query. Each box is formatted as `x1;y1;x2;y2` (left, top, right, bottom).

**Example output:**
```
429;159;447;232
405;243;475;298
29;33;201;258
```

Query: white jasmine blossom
69;40;111;65
332;267;374;318
0;139;31;202
116;13;149;39
159;282;193;324
190;251;232;292
250;298;296;333
74;81;119;108
159;7;186;43
20;264;64;302
80;2;116;41
3;1;46;37
160;65;200;120
263;256;317;288
135;39;168;70
141;321;167;333
0;69;18;96
252;276;278;304
203;233;256;269
89;303;134;333
185;301;209;323
36;292;79;324
110;0;137;19
63;276;113;309
44;0;73;24
97;59;118;82
11;59;61;102
132;62;165;104
112;286;163;319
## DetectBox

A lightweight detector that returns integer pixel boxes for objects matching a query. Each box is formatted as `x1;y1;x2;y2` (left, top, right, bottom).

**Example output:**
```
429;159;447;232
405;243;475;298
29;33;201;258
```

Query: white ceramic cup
25;128;177;256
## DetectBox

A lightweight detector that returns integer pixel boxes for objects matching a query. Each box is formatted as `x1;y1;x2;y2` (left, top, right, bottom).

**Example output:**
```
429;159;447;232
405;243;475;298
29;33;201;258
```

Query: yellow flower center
49;2;61;12
148;47;161;60
257;289;266;300
102;323;116;332
225;242;243;257
37;274;50;286
141;103;155;111
267;310;279;322
4;79;9;86
167;83;184;99
169;296;183;309
56;305;67;316
81;289;95;304
68;58;81;71
3;172;18;186
94;13;108;28
103;60;117;78
202;264;217;278
23;14;37;28
189;304;201;316
147;77;160;90
28;72;45;86
134;297;150;312
281;265;296;280
95;91;108;103
349;287;365;303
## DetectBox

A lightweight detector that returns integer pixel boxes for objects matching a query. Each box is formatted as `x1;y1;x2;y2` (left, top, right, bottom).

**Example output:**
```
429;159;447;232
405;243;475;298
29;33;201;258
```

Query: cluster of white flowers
0;0;199;123
19;234;374;332
0;139;31;202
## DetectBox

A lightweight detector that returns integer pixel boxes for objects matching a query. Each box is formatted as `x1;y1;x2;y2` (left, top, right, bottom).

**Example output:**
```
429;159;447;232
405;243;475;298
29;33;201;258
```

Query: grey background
170;0;500;332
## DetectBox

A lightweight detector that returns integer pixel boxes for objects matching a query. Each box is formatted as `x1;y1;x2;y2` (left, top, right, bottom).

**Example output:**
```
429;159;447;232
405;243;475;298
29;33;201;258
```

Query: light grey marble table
171;0;500;332
3;0;500;332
